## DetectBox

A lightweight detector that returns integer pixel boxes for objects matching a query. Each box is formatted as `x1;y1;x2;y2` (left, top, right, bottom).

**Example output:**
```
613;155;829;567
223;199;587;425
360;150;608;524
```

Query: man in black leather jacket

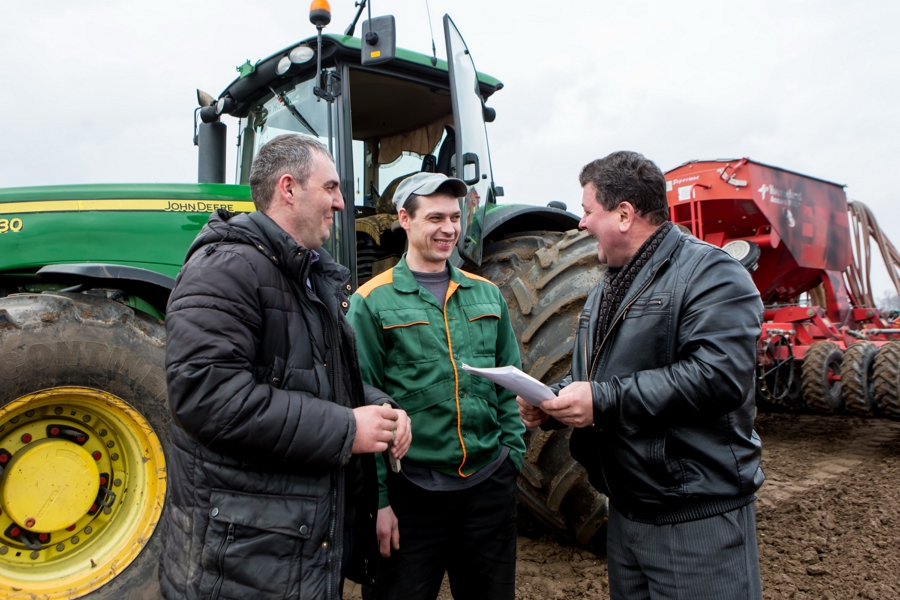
519;151;765;599
160;134;411;600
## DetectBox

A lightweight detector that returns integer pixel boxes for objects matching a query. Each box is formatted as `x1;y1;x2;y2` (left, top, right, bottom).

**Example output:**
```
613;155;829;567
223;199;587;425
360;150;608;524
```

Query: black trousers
374;458;518;600
607;501;762;600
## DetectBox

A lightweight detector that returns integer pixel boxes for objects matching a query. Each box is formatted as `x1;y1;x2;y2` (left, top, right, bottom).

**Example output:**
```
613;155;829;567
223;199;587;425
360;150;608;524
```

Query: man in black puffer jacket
159;134;411;600
519;151;765;599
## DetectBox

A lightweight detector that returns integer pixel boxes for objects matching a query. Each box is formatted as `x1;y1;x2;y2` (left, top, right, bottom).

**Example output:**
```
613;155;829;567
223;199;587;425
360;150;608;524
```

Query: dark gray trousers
607;501;762;600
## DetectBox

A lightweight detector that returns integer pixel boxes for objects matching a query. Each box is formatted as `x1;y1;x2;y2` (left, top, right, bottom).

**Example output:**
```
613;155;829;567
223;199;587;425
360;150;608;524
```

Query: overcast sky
2;0;899;295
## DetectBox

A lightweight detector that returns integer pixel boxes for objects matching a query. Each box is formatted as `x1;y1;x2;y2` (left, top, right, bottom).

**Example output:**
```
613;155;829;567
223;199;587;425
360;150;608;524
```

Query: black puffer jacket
560;227;765;521
159;210;383;600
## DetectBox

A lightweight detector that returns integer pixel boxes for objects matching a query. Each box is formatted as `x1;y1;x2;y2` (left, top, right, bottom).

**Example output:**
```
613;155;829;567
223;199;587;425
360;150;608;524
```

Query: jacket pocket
623;292;671;319
379;308;441;364
463;304;501;357
199;489;318;600
648;432;682;491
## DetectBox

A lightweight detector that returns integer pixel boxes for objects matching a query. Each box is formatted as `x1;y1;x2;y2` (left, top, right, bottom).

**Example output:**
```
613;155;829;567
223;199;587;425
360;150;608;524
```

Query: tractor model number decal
0;217;23;233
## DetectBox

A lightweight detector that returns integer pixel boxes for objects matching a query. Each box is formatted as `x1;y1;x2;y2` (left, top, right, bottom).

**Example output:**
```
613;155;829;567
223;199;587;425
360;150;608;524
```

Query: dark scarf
594;221;674;354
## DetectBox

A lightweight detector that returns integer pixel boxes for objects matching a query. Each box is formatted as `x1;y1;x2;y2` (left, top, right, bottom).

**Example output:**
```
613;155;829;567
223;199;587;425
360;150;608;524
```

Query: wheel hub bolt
90;504;98;513
110;453;119;461
0;455;7;464
77;436;85;443
71;536;79;544
85;526;93;534
24;518;35;528
30;551;38;560
66;524;76;531
25;410;34;418
54;407;63;415
82;415;91;423
99;476;107;485
21;434;32;443
56;543;64;551
92;451;102;461
50;427;60;436
10;527;21;537
38;533;48;542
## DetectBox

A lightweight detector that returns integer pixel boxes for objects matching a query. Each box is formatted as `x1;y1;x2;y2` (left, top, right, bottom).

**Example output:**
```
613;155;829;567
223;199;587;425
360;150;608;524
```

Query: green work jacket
347;256;526;509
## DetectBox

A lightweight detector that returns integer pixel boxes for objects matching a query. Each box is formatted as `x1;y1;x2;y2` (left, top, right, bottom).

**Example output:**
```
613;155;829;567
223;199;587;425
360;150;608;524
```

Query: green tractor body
0;15;605;599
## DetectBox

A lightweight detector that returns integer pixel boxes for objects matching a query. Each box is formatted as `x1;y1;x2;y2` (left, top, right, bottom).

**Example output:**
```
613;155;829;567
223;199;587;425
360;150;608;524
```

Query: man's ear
617;201;636;232
397;208;411;231
277;173;297;205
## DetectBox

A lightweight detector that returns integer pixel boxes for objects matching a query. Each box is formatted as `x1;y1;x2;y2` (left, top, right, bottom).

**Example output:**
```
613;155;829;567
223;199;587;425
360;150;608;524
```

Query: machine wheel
0;292;167;599
841;342;880;417
475;229;608;549
874;341;900;420
801;341;844;414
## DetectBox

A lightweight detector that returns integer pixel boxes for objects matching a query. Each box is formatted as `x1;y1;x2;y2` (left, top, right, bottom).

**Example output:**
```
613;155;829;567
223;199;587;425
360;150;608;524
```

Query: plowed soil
347;413;900;599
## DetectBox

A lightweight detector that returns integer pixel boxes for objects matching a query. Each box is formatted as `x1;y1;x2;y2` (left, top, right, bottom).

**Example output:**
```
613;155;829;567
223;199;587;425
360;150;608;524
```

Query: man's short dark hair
579;151;670;226
402;183;461;218
249;134;331;212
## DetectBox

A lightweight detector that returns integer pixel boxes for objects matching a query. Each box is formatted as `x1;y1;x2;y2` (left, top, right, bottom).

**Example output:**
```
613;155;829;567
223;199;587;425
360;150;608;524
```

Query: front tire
0;292;167;599
475;229;609;549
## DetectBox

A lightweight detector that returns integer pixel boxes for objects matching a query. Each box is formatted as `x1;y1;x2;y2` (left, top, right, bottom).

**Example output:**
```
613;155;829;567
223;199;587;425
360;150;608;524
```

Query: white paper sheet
461;364;556;407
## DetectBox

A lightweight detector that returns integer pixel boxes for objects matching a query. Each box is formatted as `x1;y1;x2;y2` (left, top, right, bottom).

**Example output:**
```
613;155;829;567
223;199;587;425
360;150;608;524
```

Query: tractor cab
197;10;503;287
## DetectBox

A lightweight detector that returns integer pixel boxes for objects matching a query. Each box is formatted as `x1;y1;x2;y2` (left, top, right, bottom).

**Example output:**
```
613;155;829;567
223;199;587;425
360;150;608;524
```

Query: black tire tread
801;341;843;414
475;230;609;550
842;342;879;417
874;341;900;420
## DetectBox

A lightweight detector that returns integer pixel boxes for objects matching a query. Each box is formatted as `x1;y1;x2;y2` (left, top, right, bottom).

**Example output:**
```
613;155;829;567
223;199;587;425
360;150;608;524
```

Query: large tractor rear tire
841;342;879;417
475;229;608;549
874;341;900;420
0;292;167;599
802;341;844;414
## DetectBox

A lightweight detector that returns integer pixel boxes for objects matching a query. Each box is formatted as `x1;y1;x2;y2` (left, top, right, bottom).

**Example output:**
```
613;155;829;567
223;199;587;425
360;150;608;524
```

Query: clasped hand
517;381;595;429
351;404;412;457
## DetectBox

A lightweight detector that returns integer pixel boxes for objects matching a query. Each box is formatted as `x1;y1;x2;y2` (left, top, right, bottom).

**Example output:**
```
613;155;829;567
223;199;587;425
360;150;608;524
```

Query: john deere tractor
0;6;605;598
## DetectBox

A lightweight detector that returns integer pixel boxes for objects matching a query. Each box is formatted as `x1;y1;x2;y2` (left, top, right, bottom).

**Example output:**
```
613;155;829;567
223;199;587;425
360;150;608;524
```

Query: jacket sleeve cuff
337;406;356;467
376;452;390;509
363;384;399;409
591;381;611;430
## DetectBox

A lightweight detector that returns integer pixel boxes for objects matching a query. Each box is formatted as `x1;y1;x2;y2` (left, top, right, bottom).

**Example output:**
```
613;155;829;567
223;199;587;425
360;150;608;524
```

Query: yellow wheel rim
0;387;166;599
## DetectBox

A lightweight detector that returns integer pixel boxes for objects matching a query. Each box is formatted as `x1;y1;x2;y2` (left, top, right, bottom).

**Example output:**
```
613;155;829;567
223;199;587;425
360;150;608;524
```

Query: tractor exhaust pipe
195;90;227;184
197;121;227;184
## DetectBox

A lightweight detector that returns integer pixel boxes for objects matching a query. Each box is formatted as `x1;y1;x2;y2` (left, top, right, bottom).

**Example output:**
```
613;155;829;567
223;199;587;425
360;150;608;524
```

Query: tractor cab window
347;69;456;283
237;76;332;186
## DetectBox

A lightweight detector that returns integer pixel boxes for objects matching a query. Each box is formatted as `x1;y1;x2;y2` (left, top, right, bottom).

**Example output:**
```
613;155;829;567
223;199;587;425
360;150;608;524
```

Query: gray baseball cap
392;172;468;211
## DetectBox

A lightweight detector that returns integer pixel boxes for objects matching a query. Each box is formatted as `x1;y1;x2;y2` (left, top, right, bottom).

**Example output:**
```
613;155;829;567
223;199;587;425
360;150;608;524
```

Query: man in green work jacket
347;172;526;600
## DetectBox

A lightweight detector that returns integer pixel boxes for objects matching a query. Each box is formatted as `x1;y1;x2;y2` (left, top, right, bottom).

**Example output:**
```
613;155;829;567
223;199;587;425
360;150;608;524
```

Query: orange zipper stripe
443;280;470;478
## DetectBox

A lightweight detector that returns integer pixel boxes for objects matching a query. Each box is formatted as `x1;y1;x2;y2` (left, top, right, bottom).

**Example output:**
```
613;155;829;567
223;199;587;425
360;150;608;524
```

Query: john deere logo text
164;201;237;212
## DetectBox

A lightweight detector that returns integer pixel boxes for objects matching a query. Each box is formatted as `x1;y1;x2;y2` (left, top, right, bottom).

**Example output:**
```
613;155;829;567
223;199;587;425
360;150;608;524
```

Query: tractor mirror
361;16;396;65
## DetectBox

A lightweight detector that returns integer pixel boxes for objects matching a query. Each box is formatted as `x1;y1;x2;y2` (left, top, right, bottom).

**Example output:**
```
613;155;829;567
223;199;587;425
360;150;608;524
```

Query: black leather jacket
563;227;765;520
160;210;385;600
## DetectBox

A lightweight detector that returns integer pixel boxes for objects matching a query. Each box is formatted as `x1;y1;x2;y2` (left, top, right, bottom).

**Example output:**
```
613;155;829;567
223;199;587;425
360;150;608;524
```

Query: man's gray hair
249;134;332;212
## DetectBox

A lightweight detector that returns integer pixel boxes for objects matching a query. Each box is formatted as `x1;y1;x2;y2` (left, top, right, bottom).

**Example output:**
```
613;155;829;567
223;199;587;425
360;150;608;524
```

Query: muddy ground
347;413;900;599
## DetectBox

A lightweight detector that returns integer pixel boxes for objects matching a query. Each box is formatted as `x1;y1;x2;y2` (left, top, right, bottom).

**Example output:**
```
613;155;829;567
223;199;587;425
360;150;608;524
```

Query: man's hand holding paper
517;382;595;429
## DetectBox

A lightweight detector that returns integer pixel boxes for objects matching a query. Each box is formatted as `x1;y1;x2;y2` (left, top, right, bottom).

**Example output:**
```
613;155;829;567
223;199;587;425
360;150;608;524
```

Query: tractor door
444;15;496;266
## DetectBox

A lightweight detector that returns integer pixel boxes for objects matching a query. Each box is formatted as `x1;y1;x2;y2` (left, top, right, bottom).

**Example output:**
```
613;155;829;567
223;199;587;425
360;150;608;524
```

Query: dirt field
348;413;900;599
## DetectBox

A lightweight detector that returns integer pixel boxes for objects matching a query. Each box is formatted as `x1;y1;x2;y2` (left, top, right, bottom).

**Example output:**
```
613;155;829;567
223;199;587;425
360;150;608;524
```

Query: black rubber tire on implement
801;341;844;414
0;292;168;599
841;342;880;417
874;340;900;420
474;229;609;550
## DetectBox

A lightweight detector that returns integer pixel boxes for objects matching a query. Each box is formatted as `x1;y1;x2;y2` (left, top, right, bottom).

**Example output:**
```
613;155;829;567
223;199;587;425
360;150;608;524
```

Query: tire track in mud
757;415;900;508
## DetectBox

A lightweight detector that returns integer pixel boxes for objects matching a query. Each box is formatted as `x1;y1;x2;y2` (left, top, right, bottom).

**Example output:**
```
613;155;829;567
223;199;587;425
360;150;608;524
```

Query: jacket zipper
210;523;234;600
585;259;669;500
304;278;341;600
